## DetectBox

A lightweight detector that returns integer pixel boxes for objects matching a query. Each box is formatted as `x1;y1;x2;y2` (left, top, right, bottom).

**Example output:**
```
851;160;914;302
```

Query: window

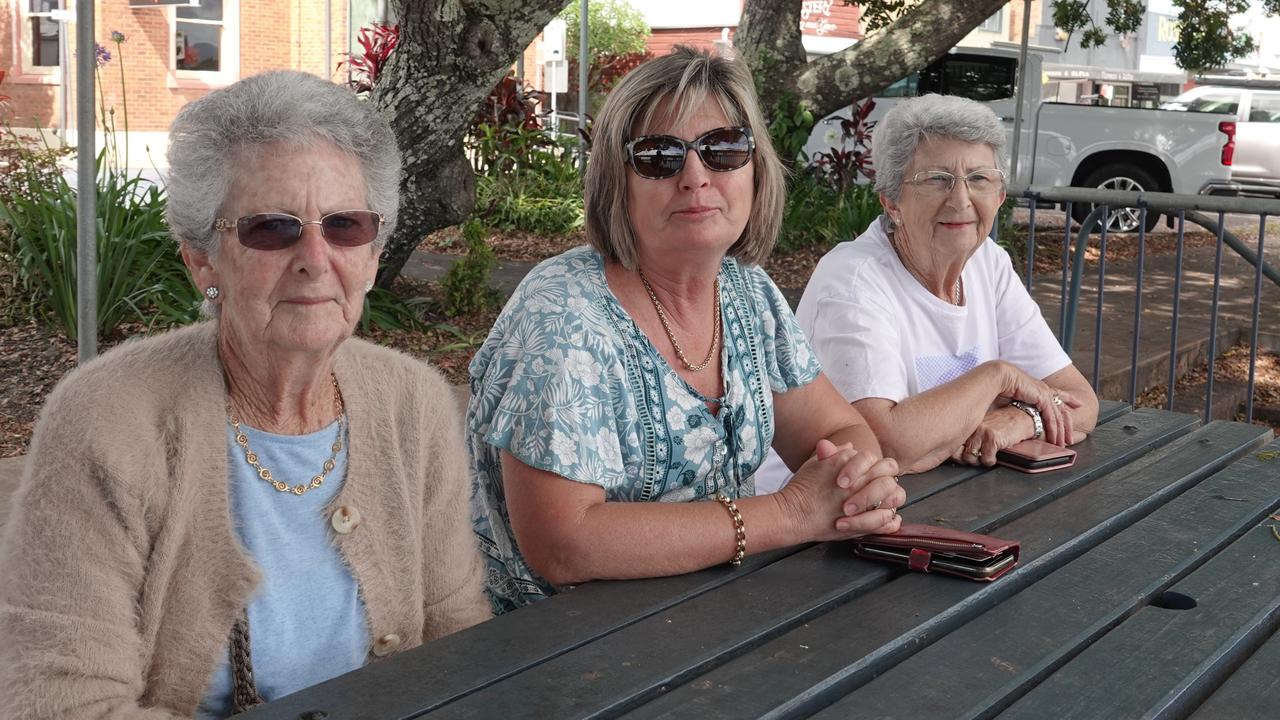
168;0;238;87
175;0;224;72
979;8;1004;34
938;55;1017;102
1182;93;1240;115
22;0;62;70
1247;93;1280;123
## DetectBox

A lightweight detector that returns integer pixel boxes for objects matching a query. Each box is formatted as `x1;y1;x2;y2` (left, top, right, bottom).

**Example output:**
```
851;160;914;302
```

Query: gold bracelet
716;492;746;567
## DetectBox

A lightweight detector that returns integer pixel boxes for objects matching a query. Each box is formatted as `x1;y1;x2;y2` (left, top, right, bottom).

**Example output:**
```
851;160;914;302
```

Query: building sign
1144;12;1179;55
799;0;859;38
1132;83;1161;103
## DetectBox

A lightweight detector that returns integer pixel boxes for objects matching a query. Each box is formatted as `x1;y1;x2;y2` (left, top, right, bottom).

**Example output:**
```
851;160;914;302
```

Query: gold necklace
227;374;346;496
889;228;962;305
637;268;721;372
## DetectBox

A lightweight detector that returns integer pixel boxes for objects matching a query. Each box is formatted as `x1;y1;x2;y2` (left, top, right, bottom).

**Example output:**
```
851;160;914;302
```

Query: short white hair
873;94;1008;202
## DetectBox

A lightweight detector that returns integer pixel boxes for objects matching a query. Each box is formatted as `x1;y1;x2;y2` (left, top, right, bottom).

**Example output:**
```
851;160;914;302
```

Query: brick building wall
3;0;349;150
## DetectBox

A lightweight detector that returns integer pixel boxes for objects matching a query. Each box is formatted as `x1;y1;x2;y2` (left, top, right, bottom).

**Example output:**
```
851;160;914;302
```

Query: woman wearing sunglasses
757;94;1098;491
467;47;903;614
0;71;488;718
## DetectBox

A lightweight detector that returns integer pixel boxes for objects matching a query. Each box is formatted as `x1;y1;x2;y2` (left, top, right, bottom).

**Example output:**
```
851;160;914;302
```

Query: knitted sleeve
0;375;188;720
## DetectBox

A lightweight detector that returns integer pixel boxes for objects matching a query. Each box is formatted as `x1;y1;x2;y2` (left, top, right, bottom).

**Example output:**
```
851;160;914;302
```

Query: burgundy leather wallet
853;523;1020;582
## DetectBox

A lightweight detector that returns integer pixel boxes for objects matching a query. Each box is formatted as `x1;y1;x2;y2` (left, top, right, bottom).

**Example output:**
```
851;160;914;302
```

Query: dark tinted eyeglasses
624;126;755;180
213;210;384;251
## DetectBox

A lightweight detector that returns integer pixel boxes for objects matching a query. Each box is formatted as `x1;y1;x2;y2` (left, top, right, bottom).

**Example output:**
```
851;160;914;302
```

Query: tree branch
790;0;1009;117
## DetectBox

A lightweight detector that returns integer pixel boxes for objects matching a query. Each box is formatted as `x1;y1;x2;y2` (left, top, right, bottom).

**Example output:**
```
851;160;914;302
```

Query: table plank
626;421;1268;720
999;522;1280;720
421;410;1202;719
1189;623;1280;719
808;438;1280;720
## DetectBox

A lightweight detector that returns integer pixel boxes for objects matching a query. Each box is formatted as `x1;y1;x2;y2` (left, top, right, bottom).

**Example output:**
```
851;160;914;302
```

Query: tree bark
739;0;1010;120
372;0;571;287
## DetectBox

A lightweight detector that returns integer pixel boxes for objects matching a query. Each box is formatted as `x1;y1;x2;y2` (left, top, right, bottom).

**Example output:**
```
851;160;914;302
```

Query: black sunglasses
624;126;755;180
213;210;384;251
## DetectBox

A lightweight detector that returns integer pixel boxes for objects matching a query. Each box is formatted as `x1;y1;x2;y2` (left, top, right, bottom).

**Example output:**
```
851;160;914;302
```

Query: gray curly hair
872;93;1008;202
165;70;401;255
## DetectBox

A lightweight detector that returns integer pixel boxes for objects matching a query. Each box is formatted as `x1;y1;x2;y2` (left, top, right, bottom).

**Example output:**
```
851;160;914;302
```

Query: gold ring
1052;395;1063;406
869;499;883;511
970;449;981;457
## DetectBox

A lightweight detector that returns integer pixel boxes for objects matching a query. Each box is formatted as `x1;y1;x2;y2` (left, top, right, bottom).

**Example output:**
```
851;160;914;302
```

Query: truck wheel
1070;164;1163;233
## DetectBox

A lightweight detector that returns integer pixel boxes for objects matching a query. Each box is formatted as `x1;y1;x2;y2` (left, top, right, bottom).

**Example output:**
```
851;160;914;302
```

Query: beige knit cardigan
0;321;491;719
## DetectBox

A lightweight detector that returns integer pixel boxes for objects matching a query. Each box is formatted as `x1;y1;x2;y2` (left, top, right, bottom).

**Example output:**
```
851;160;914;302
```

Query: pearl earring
364;280;374;293
204;286;220;300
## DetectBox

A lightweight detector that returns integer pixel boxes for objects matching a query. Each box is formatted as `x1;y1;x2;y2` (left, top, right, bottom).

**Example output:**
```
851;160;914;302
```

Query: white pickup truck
804;47;1236;232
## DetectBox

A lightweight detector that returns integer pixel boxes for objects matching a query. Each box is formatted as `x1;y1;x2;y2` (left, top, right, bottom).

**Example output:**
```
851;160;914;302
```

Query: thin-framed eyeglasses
624;126;755;180
903;169;1006;197
213;210;384;251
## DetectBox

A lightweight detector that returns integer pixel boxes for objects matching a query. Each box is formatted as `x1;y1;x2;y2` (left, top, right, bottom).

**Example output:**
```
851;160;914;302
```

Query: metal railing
999;185;1279;425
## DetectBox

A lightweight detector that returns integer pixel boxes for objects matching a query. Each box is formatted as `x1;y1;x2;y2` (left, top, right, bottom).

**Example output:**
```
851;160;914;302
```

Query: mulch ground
3;220;1274;457
1137;343;1280;429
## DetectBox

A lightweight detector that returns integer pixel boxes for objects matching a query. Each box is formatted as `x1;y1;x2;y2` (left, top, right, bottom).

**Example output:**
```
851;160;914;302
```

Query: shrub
470;125;584;236
360;283;428;333
777;172;881;254
0;148;200;340
441;220;497;317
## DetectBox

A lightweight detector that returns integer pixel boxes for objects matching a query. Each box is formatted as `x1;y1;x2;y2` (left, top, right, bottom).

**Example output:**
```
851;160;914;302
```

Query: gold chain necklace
227;374;346;496
637;268;721;372
889;228;962;305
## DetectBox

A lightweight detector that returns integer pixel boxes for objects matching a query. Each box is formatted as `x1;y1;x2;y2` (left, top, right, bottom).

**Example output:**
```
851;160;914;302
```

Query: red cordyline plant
812;97;877;191
341;23;400;94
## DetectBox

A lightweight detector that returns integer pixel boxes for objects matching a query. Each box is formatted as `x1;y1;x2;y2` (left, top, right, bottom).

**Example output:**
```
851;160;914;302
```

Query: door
1234;91;1280;184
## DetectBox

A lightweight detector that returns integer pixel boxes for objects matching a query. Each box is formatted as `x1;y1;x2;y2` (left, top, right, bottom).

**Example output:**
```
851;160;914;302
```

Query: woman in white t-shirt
758;94;1098;488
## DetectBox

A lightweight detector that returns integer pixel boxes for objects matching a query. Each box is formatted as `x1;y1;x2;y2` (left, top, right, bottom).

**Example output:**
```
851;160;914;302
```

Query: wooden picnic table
237;401;1280;720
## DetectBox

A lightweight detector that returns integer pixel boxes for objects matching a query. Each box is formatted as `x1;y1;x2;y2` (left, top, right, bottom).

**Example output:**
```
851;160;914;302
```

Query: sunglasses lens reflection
629;127;752;180
630;136;687;179
699;128;752;172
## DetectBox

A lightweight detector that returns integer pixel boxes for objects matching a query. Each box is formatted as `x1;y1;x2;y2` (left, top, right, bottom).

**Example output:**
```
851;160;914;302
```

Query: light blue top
467;246;821;613
196;420;368;719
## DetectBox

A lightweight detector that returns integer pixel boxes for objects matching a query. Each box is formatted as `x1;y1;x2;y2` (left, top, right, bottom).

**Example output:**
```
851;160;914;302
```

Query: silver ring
970;448;982;457
1052;394;1063;406
869;499;883;511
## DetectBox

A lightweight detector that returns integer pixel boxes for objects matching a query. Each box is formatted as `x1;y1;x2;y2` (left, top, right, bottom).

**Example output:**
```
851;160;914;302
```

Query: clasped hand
776;439;904;542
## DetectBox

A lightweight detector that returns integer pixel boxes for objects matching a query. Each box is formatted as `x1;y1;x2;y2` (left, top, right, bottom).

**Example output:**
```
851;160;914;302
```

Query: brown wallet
853;523;1020;582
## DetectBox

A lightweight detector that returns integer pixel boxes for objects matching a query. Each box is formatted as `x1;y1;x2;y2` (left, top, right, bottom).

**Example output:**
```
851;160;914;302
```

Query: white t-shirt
756;217;1071;493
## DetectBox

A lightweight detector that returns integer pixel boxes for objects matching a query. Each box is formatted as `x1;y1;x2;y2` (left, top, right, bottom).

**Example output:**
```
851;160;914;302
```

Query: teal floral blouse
467;246;821;613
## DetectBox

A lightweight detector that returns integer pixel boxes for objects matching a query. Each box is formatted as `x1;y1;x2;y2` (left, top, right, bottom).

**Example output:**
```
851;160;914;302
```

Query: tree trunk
739;0;1010;121
372;0;570;287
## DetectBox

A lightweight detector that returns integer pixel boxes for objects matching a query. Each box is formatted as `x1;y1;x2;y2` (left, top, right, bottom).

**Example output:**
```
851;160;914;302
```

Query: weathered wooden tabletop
238;401;1280;720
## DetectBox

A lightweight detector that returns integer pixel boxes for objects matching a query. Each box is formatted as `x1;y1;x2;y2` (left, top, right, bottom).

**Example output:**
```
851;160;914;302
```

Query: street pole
578;0;588;171
75;0;96;362
1009;0;1032;186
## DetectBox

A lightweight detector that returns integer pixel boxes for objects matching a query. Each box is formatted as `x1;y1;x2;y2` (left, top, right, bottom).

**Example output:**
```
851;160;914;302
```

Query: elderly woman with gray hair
468;47;905;615
759;94;1098;490
0;71;489;718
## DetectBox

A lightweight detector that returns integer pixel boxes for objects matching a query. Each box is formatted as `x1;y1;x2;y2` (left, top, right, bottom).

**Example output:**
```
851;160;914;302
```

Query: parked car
1162;78;1280;200
804;47;1237;232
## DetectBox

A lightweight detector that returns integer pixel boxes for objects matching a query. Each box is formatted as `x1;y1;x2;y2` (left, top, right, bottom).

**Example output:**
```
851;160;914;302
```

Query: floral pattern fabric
467;246;821;613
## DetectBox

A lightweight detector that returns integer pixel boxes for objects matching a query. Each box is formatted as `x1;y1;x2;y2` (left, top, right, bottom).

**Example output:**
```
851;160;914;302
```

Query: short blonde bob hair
585;46;787;269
